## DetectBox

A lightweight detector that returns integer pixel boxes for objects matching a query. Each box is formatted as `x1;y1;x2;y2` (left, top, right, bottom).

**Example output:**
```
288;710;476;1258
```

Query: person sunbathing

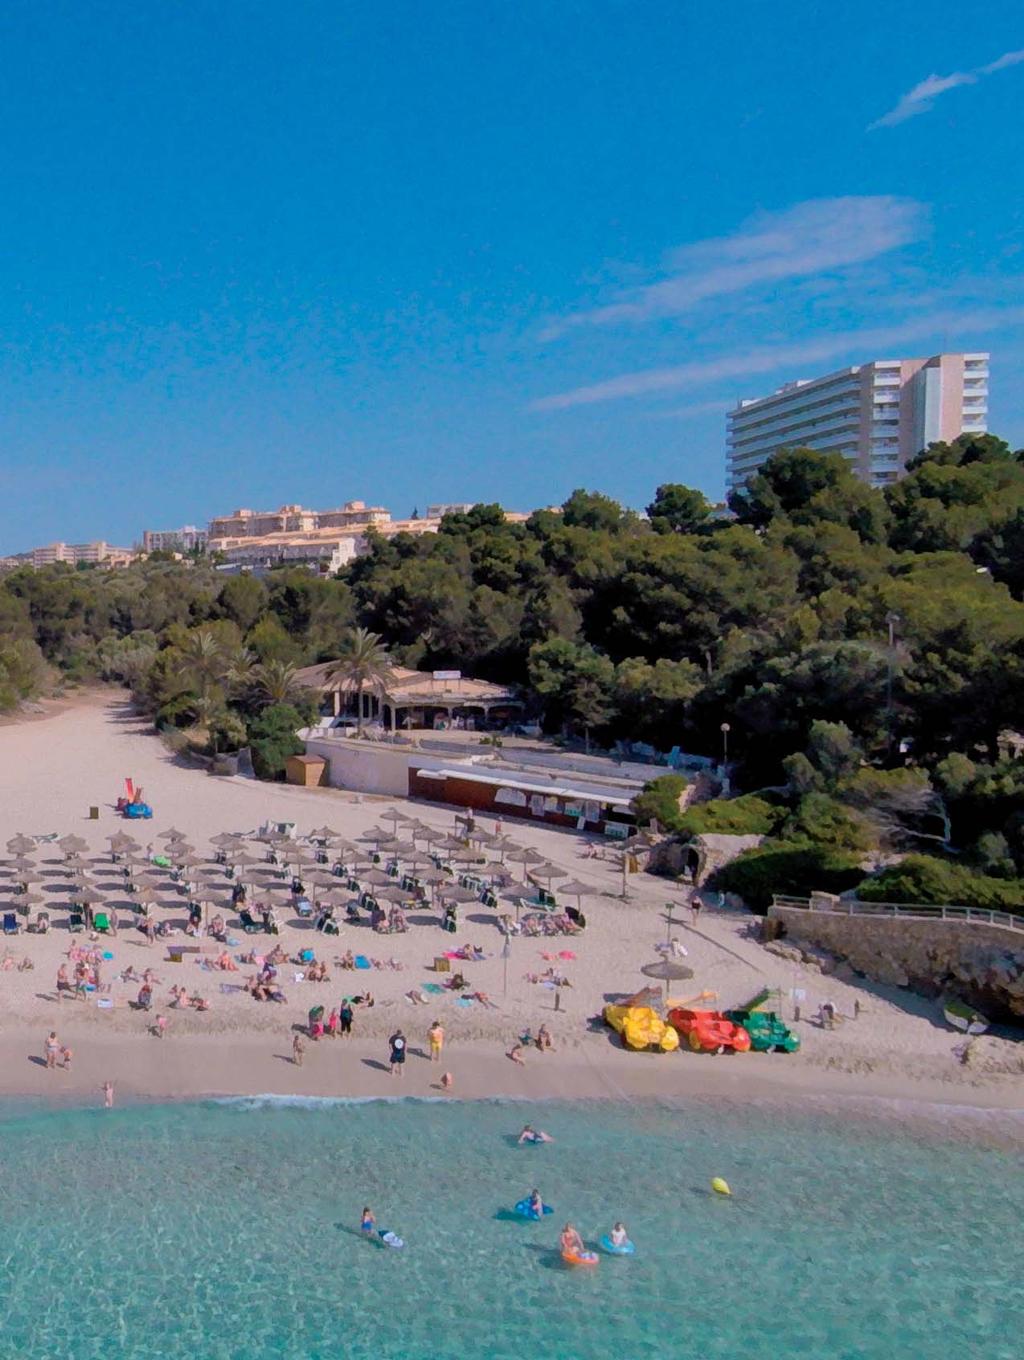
536;1024;554;1052
215;951;238;972
340;950;355;970
191;993;210;1011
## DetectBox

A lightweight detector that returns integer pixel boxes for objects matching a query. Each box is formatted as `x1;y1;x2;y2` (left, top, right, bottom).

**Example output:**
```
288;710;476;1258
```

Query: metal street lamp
720;722;730;769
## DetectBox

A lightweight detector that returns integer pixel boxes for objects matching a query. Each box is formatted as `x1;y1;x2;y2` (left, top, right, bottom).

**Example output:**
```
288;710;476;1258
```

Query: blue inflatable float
514;1198;554;1221
600;1235;635;1255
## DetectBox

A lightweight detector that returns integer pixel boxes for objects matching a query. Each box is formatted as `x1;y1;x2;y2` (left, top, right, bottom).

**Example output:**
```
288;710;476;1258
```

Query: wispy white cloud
646;398;734;422
541;197;923;339
532;306;1024;412
870;48;1024;128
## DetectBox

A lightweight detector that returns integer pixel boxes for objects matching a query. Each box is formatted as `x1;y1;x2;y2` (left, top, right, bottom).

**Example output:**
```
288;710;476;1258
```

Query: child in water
360;1207;376;1234
610;1222;629;1248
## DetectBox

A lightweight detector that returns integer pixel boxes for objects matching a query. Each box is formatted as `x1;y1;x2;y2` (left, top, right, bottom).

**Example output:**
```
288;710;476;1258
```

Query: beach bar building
407;764;635;834
295;661;521;732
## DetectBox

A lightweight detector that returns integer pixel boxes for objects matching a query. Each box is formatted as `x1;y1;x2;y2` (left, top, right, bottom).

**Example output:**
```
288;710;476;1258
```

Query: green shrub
782;793;872;852
709;842;863;913
155;693;198;729
677;794;784;838
248;703;305;781
858;855;1024;911
207;710;248;755
632;773;689;830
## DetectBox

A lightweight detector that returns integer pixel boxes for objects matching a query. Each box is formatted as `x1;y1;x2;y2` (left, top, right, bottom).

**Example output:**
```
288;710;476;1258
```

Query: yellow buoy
711;1177;731;1196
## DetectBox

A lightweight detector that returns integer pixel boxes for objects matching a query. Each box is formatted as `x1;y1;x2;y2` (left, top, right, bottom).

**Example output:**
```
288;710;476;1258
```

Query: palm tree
176;629;225;707
255;659;300;707
326;627;392;736
224;646;258;699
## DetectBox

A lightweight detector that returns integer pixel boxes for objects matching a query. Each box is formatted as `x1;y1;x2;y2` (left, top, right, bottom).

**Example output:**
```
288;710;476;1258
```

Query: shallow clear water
0;1096;1019;1359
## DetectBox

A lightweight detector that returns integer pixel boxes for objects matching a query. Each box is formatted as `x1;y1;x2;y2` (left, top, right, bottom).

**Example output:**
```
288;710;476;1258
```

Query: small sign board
432;669;462;681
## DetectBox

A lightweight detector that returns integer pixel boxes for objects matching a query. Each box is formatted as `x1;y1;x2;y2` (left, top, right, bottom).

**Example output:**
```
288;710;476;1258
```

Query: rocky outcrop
768;905;1024;1019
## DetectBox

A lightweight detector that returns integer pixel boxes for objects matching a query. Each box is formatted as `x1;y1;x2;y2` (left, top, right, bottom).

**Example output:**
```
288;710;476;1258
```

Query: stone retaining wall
768;905;1024;1018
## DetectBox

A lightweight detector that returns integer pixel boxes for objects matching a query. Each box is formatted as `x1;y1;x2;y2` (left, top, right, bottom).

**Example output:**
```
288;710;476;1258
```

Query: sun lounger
294;898;313;919
3;912;19;935
238;909;262;935
93;912;111;933
67;910;85;933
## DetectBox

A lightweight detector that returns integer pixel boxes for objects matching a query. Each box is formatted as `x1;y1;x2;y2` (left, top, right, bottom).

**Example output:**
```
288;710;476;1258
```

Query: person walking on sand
292;1034;305;1067
44;1031;60;1071
428;1020;444;1063
389;1029;407;1077
102;1082;114;1109
60;1046;73;1071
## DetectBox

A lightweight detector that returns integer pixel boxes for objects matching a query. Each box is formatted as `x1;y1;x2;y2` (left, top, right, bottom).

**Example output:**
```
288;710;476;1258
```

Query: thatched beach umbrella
641;959;695;982
158;828;188;842
7;835;36;855
16;890;46;908
7;856;38;874
58;835;89;853
108;832;139;852
360;869;394;889
72;887;105;906
527;863;568;887
553;878;596;904
438;885;479;905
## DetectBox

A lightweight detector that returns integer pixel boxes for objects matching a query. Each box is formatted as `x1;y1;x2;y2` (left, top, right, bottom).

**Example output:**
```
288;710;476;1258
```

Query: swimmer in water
517;1124;553;1145
360;1206;376;1234
528;1188;544;1217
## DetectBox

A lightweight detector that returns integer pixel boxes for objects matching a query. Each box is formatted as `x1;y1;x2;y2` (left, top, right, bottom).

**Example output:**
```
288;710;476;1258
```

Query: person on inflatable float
560;1223;585;1256
517;1124;553;1145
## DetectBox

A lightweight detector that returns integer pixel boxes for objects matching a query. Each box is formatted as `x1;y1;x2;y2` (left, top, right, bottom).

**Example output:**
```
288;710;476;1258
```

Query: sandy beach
1;689;1022;1124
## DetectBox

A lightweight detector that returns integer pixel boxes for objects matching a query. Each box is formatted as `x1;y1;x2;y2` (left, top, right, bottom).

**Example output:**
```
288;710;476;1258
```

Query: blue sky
1;1;1023;551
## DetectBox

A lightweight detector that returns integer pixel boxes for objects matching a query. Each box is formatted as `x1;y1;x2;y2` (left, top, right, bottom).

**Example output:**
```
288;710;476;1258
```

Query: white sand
0;689;1021;1118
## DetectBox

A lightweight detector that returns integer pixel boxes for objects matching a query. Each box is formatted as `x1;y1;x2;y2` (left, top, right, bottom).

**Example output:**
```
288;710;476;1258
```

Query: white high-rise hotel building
727;353;989;491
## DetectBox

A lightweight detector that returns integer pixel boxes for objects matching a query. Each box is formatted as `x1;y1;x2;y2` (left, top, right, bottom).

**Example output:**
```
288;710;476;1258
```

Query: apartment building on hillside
727;352;989;491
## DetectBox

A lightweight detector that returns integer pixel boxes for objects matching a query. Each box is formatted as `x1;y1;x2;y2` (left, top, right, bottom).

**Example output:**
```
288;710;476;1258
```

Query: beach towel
558;951;576;960
455;997;474;1007
354;955;371;970
96;998;113;1009
102;951;114;960
422;982;444;994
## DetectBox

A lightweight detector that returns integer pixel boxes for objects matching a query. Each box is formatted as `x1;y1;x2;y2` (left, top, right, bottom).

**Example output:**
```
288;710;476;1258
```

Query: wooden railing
770;895;1024;936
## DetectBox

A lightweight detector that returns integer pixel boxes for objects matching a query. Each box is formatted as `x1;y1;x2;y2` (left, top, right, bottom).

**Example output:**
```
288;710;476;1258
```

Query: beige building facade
728;352;989;491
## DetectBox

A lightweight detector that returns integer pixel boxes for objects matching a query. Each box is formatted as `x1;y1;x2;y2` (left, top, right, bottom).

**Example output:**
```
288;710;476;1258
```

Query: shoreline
3;1028;1022;1137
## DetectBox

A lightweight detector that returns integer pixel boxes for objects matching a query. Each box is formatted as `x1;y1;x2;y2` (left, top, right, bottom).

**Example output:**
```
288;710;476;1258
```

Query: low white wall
301;736;411;796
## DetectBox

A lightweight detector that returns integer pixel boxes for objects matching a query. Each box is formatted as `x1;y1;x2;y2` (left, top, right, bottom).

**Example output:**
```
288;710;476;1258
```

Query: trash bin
89;806;99;820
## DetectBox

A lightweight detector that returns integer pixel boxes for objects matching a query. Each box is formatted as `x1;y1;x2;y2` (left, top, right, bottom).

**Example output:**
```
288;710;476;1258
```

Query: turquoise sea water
0;1096;1020;1359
